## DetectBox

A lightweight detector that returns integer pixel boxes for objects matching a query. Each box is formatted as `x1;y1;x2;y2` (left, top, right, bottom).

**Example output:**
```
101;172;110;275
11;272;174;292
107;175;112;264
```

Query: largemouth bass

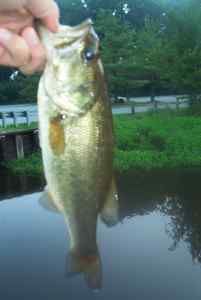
38;19;118;289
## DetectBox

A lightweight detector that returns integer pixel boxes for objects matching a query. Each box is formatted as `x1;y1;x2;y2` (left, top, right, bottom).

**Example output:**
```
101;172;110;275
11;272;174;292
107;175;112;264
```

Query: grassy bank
0;122;37;133
4;111;201;175
114;112;201;172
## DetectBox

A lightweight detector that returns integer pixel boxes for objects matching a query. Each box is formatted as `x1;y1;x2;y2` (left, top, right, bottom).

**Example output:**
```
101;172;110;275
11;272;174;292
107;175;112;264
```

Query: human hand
0;0;59;74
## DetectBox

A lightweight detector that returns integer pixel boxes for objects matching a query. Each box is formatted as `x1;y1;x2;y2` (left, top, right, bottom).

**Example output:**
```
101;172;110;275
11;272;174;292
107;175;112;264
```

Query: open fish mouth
57;19;93;38
54;19;99;53
38;18;96;50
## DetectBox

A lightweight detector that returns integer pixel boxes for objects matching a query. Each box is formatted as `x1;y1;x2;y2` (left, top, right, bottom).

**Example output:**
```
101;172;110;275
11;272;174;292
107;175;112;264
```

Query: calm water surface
0;169;201;299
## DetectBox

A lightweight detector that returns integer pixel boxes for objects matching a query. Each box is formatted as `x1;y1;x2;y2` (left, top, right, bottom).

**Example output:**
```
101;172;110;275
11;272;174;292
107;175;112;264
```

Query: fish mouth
53;19;99;57
54;19;97;48
36;19;98;48
38;18;98;51
55;19;93;46
59;19;93;37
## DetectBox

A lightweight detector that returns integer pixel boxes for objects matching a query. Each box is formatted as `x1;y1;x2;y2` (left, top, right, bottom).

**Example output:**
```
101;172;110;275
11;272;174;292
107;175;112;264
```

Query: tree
0;73;40;104
1;0;201;103
18;74;40;103
57;0;163;27
161;0;201;101
133;17;173;98
95;10;141;96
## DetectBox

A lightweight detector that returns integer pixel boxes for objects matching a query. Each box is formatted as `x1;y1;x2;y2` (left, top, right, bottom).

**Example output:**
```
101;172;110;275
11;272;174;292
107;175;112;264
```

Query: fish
37;19;119;289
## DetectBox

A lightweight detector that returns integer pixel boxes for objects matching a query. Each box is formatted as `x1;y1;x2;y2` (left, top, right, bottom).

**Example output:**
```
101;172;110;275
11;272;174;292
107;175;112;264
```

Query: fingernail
0;28;12;42
24;28;40;47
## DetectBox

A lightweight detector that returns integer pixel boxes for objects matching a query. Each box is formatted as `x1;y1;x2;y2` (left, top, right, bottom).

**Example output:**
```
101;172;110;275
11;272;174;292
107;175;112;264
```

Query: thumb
26;0;59;32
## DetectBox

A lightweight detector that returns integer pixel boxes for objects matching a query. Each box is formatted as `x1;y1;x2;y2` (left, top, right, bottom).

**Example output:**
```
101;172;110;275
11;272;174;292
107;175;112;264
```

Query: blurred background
1;0;201;105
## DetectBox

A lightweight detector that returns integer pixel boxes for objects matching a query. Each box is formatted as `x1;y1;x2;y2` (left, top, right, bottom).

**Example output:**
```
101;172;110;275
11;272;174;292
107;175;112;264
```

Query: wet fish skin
37;19;117;289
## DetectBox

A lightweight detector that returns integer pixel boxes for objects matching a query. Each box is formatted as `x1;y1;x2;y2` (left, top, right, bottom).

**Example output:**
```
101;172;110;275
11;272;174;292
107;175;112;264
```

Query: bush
5;152;43;175
113;113;201;171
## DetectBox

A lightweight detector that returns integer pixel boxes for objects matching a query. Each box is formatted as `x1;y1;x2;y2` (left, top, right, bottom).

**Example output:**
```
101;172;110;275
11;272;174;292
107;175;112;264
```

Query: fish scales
38;19;118;289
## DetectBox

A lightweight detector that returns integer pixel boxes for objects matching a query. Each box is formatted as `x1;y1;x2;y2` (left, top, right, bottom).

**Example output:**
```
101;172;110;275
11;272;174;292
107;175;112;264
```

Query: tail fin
66;251;102;290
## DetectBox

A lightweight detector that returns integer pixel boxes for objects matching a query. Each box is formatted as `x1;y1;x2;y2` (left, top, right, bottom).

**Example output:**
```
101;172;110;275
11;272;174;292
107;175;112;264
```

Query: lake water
0;169;201;299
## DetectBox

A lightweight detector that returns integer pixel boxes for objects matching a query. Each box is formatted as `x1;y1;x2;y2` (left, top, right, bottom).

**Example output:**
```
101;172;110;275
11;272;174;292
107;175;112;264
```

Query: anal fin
100;177;119;227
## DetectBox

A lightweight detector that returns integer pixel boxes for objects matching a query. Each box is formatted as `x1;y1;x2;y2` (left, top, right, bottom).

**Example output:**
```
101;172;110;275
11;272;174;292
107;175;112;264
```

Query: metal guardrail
113;98;189;114
0;111;32;127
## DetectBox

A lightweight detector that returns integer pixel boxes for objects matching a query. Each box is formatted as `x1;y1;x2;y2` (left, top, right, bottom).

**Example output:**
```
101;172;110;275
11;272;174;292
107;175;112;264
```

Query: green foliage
95;10;138;95
0;79;20;103
18;74;40;102
1;0;201;103
160;0;201;97
93;1;201;99
57;0;163;27
113;113;201;172
5;152;43;175
0;73;40;104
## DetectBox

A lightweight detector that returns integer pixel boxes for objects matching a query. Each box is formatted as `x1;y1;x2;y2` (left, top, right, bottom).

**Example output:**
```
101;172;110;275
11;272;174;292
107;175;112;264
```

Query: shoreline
2;112;201;175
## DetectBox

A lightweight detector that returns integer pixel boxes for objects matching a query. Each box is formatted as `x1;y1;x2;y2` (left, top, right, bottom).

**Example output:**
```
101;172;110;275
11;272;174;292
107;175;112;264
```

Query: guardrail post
176;98;180;112
0;112;7;128
154;100;158;112
15;135;24;159
33;129;40;150
131;102;135;114
11;112;18;127
24;111;30;126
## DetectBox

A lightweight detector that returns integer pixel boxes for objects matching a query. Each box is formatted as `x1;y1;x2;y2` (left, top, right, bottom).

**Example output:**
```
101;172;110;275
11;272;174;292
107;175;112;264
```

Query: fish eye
83;49;96;62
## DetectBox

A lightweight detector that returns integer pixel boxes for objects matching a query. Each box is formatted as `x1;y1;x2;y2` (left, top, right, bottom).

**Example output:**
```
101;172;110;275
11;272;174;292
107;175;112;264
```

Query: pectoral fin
38;187;60;214
49;116;65;156
100;177;119;227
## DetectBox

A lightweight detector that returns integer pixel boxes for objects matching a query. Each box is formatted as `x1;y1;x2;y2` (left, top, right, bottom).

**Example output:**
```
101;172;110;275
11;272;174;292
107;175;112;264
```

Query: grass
4;110;201;175
113;111;201;172
0;122;38;133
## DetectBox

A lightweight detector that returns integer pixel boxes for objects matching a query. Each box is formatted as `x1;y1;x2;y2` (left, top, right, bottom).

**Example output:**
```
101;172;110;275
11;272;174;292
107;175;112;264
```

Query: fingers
0;28;30;67
0;27;46;74
20;27;46;74
0;9;33;34
0;1;26;11
0;45;4;57
27;0;59;32
0;0;60;73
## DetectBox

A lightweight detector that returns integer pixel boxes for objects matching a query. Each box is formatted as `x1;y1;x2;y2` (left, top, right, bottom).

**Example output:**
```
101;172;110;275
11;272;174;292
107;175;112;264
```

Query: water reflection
0;167;45;200
0;169;201;298
117;169;201;265
39;188;104;290
158;173;201;263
